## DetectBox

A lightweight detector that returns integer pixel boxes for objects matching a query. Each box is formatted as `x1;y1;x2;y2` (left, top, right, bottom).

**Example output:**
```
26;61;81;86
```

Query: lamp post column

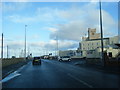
99;0;104;66
24;25;27;61
1;33;3;59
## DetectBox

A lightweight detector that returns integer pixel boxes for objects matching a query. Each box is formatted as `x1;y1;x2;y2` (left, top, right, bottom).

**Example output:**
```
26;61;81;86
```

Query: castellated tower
88;28;101;40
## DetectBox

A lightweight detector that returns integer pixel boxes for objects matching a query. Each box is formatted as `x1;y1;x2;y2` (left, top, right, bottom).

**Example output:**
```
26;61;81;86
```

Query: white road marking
2;71;21;83
67;73;93;88
2;62;29;83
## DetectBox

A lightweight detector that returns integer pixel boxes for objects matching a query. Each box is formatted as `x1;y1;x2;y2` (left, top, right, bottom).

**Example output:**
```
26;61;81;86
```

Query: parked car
32;57;41;65
58;56;71;61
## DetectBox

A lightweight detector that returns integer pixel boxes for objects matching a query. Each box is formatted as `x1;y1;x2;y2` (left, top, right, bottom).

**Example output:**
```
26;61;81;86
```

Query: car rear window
34;57;41;59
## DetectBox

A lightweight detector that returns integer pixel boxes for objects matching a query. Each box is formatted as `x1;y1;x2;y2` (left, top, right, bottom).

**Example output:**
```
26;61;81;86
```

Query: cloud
47;27;58;32
2;2;29;13
6;6;59;24
7;15;36;23
30;34;40;39
1;2;118;57
2;0;29;2
1;36;76;57
58;40;78;50
0;39;77;57
1;0;119;2
29;41;46;48
44;40;78;51
7;2;118;42
50;2;117;41
28;40;78;51
7;41;24;49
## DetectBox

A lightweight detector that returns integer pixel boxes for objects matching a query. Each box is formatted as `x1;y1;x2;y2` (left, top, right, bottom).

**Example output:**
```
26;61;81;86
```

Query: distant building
77;28;119;58
59;50;76;57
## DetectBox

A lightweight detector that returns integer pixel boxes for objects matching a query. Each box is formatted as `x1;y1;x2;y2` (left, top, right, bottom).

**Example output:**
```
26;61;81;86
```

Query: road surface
2;59;120;88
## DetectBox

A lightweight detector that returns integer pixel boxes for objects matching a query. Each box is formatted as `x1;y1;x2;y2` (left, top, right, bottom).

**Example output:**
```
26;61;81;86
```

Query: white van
58;56;71;61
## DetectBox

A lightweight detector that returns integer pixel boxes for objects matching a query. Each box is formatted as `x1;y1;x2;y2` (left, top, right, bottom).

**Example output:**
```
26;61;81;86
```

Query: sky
0;1;118;58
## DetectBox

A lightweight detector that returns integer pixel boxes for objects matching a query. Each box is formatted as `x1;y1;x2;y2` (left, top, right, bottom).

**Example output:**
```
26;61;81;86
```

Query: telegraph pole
1;33;3;59
99;0;104;66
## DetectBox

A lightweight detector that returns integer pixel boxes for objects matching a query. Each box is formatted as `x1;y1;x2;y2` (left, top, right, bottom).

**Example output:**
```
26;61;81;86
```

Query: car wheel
59;59;62;61
68;59;71;61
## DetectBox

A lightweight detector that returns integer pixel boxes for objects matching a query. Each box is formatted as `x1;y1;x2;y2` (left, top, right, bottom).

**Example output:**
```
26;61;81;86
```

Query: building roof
86;38;109;41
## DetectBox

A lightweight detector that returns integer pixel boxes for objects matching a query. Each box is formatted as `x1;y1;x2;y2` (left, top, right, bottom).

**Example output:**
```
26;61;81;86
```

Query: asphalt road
2;59;120;88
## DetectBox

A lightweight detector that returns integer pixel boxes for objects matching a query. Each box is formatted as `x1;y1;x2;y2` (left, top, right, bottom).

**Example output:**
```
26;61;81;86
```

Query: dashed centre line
67;73;93;88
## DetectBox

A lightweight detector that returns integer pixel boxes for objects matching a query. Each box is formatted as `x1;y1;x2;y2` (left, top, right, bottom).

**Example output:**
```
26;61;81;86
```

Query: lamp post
7;45;8;58
1;33;3;59
99;0;104;66
56;34;59;57
24;25;27;61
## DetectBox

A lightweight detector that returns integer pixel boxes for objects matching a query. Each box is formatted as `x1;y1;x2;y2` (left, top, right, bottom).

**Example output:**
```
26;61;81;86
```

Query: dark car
32;57;41;65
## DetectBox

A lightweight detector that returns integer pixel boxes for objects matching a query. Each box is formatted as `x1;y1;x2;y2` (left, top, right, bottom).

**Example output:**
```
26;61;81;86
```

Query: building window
99;52;101;55
106;42;107;45
97;43;99;45
112;41;114;44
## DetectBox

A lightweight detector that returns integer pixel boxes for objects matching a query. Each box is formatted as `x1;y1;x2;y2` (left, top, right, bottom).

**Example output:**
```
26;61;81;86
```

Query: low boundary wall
2;58;25;68
86;58;120;66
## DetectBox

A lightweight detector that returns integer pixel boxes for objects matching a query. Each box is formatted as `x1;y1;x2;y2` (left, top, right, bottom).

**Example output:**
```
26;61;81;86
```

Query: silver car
58;56;71;61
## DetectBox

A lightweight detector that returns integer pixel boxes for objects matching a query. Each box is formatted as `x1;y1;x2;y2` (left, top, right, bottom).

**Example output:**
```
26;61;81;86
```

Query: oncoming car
32;57;41;65
58;56;71;61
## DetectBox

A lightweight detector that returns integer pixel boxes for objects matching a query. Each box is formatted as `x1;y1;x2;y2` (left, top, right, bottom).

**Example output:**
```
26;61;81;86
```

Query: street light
99;0;104;66
57;34;59;57
55;32;59;57
7;45;8;58
1;33;3;59
24;25;27;61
